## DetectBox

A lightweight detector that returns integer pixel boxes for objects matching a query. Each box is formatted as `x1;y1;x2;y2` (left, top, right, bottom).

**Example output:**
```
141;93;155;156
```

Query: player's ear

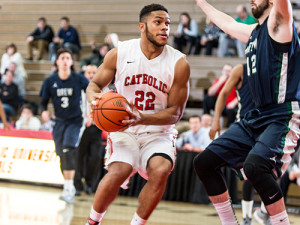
139;22;145;32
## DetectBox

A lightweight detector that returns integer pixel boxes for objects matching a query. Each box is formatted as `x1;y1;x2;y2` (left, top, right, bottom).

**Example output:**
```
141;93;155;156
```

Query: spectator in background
173;12;200;55
1;43;27;80
74;64;105;195
202;64;237;127
297;23;300;38
0;100;9;130
49;17;81;63
15;104;41;130
4;62;26;100
104;33;119;49
199;17;220;55
26;17;54;61
80;44;110;72
0;70;19;120
218;5;256;58
40;110;55;131
176;115;207;152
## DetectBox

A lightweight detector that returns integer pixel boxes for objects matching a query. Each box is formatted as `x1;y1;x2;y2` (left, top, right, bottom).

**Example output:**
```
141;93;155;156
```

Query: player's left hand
121;100;143;126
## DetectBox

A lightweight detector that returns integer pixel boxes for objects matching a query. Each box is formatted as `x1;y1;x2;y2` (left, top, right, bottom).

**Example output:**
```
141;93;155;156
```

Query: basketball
92;92;131;132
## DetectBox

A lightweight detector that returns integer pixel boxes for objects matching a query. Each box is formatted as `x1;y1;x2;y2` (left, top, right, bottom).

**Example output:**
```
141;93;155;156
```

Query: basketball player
209;64;268;225
85;4;190;225
194;0;300;224
40;48;89;203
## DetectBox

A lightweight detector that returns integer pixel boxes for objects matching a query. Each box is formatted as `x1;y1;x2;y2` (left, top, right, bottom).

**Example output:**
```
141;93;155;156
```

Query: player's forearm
214;93;227;121
196;0;236;34
141;106;184;125
86;81;102;103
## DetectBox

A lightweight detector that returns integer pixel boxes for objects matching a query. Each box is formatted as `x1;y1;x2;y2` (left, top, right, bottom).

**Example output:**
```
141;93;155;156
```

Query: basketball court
1;180;300;225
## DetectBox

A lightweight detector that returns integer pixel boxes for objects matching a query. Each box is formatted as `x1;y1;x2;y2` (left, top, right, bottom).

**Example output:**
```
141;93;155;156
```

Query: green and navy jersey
245;17;300;108
40;71;89;120
236;64;255;121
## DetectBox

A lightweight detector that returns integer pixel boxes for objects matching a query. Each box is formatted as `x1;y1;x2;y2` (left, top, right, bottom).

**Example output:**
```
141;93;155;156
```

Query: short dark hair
38;17;46;23
139;4;168;22
60;16;70;22
56;48;72;59
21;104;34;113
189;115;201;120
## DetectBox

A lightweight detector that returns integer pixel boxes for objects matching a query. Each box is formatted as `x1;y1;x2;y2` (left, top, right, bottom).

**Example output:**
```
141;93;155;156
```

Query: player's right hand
209;120;220;140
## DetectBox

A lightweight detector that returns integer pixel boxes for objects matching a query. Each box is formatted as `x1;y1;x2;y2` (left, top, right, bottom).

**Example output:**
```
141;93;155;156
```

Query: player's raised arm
195;0;256;43
86;48;117;104
268;0;293;43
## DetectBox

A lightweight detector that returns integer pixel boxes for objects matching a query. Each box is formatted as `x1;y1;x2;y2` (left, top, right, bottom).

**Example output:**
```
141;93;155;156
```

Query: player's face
56;52;73;70
250;0;270;19
144;10;170;47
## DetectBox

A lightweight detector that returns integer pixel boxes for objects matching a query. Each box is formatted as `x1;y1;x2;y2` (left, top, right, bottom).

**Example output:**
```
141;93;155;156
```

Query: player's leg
131;133;176;225
241;180;254;225
244;116;300;225
59;119;82;203
194;122;254;225
86;132;140;225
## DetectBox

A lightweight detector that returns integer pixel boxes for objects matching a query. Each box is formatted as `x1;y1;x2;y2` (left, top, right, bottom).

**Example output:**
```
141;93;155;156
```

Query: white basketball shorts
105;131;177;180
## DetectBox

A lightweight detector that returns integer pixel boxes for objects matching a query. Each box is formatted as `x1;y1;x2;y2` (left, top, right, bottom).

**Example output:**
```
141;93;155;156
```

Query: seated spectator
1;43;27;80
104;33;119;49
202;64;237;127
0;100;9;130
173;12;200;55
49;17;81;62
2;62;26;100
280;147;300;202
176;115;207;152
40;110;55;131
0;70;19;120
26;17;54;61
199;18;220;55
80;44;110;71
218;5;256;58
15;104;41;130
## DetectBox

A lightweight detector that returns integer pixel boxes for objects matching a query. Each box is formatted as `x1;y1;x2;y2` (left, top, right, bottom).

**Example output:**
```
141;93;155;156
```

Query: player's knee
193;150;215;180
107;162;133;182
243;154;271;181
60;147;76;170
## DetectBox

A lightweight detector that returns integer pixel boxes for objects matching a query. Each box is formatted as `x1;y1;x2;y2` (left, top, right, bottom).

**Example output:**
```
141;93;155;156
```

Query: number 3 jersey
115;38;185;134
40;72;89;120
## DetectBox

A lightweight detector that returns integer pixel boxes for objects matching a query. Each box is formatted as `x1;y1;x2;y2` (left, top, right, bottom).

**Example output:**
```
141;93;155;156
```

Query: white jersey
115;38;185;134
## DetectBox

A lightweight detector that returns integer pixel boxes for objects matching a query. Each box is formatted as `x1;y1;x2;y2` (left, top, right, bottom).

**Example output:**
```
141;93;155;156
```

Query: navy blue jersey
245;18;300;108
236;64;255;120
40;72;89;120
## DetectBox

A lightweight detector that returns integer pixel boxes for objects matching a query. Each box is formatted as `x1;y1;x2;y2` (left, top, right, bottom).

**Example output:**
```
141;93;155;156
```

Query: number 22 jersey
114;38;185;134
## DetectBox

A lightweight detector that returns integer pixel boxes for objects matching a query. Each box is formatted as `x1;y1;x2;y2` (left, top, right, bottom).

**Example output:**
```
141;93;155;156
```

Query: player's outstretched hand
209;120;220;140
89;90;114;119
195;0;206;7
122;100;143;127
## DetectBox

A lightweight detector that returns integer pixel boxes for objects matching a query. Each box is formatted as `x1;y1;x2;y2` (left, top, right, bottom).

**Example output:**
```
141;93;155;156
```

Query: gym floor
0;181;299;225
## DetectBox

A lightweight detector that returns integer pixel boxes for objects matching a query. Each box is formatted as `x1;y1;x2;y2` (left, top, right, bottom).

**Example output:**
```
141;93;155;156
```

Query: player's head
189;115;201;133
139;4;170;47
56;48;73;71
250;0;272;19
84;65;98;81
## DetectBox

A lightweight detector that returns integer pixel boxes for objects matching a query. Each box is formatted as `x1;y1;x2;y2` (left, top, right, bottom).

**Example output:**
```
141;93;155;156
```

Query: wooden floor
0;181;299;225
